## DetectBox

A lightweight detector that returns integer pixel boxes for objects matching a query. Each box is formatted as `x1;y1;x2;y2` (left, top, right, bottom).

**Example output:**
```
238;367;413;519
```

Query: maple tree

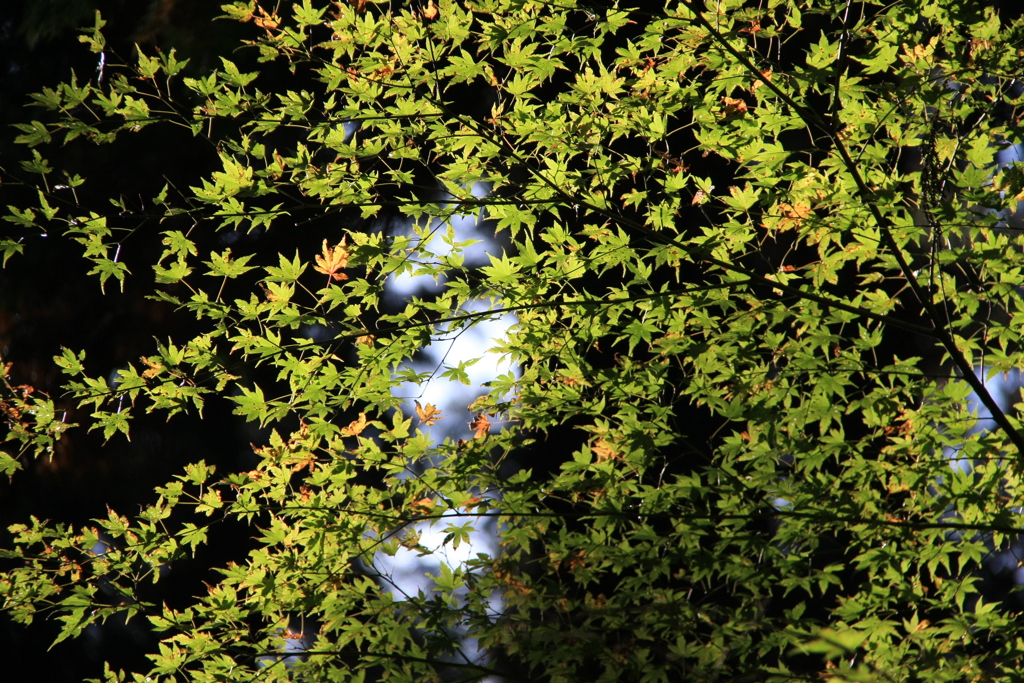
4;0;1024;681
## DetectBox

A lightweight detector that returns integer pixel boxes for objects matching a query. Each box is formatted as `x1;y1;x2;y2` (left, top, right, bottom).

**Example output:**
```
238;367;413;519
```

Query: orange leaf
722;96;748;116
288;451;317;473
410;497;436;514
415;400;443;426
342;412;368;437
252;7;280;29
751;69;773;93
775;201;812;230
253;14;279;29
469;413;492;439
313;238;350;281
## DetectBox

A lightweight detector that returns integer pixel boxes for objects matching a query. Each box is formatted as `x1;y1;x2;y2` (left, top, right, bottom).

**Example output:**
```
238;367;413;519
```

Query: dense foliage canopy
4;0;1024;680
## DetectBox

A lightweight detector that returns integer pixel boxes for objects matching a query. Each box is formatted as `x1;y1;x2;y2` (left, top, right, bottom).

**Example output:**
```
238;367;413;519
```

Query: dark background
0;2;269;679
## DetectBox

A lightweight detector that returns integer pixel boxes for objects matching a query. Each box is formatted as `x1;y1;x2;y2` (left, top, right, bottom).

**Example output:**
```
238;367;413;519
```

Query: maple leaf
410;497;436;515
751;69;773;92
140;356;164;379
722;96;748;117
342;412;368;437
287;451;318;473
415;400;443;426
591;438;618;462
272;150;286;178
995;164;1024;200
775;201;812;230
253;7;280;29
313;238;349;281
253;15;279;30
469;413;492;439
400;527;422;549
692;188;712;205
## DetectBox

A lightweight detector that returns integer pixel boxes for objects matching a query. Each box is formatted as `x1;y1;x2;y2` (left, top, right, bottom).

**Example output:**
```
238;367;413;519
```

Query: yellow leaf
253;7;280;29
591;438;618;462
775;201;812;230
140;356;163;379
342;412;368;437
313;238;349;281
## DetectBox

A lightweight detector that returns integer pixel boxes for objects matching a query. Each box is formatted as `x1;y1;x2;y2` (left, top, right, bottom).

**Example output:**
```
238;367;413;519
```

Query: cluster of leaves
5;0;1024;681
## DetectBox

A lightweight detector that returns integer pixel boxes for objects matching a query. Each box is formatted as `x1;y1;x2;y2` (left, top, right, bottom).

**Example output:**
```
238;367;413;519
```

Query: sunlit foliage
5;0;1024;680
